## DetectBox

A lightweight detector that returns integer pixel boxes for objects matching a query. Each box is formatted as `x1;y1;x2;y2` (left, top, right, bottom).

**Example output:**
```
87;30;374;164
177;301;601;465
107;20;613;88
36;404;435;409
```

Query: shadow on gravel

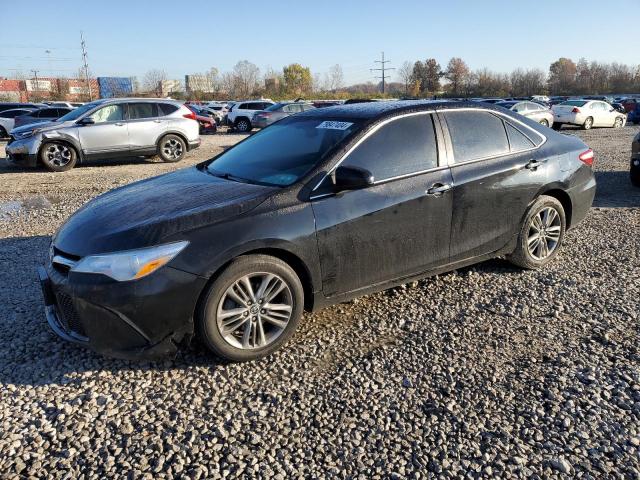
0;235;225;387
593;171;640;208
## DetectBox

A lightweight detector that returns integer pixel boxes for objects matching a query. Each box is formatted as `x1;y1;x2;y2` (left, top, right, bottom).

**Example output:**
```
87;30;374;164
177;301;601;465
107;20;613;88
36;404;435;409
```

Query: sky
1;0;638;85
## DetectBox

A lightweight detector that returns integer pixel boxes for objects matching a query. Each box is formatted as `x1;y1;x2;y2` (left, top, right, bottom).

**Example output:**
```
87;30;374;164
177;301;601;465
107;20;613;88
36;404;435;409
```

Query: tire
0;126;7;139
198;254;304;362
539;119;549;127
583;117;594;130
508;195;566;270
613;117;624;128
157;134;186;163
631;164;640;187
552;123;562;131
234;118;251;133
39;141;78;172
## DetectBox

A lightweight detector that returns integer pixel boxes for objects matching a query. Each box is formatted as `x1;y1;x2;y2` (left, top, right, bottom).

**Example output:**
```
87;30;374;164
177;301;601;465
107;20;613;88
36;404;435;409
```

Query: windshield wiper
207;169;255;184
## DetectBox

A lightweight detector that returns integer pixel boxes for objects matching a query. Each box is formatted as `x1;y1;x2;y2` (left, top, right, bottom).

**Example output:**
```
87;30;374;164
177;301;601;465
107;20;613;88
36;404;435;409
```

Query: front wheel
552;123;562;131
0;126;7;139
539;119;549;127
39;142;78;172
613;117;624;128
198;255;304;362
157;134;186;162
583;117;594;130
508;195;566;269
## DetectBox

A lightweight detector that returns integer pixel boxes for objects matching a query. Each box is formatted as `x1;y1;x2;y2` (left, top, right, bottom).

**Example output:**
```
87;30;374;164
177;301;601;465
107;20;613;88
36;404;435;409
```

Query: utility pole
30;69;40;101
80;31;93;100
371;51;395;95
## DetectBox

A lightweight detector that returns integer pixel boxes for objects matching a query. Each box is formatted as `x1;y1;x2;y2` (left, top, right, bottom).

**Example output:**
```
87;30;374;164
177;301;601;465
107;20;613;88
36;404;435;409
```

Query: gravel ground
0;126;639;479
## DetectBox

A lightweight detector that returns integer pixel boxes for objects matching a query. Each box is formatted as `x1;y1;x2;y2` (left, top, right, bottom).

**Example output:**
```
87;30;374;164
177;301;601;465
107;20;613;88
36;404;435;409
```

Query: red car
186;105;217;134
619;98;639;113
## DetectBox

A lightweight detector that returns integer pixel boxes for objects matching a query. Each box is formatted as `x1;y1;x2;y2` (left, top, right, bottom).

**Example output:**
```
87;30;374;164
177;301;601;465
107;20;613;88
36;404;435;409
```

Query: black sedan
39;101;596;361
14;106;73;128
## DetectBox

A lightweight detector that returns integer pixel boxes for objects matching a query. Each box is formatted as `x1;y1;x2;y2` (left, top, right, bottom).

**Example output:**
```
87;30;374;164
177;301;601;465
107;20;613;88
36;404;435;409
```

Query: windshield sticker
316;121;353;130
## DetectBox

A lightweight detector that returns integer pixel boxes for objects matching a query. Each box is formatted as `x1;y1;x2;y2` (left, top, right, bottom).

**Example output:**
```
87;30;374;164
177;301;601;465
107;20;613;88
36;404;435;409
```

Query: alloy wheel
162;138;183;160
216;273;293;350
614;117;623;128
44;144;72;167
236;120;249;132
527;206;562;260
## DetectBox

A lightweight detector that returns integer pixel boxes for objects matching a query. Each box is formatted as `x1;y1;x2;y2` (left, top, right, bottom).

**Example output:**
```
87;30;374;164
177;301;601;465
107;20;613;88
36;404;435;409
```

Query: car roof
295;100;504;121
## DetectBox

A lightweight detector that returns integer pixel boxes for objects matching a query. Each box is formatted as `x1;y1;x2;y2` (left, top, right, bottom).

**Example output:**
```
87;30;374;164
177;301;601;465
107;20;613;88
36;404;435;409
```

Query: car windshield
57;101;103;122
560;100;588;107
206;117;360;186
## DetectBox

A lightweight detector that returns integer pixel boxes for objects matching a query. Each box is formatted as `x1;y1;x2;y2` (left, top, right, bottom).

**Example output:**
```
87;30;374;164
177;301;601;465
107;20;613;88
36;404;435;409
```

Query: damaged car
39;100;596;361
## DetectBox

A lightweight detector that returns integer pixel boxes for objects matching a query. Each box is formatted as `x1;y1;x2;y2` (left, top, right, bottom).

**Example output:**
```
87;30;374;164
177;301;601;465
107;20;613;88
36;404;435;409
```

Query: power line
370;51;395;94
80;32;93;100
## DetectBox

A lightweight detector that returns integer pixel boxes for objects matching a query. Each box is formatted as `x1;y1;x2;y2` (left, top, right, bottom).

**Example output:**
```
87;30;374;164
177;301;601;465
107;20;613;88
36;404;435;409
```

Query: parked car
496;100;554;127
0;108;34;138
618;97;640;113
549;96;569;106
45;101;75;109
37;100;595;361
531;95;550;103
13;107;73;128
627;103;640;124
185;105;217;133
252;102;315;129
0;102;44;114
631;130;640;187
227;100;275;132
470;98;504;104
611;102;626;113
6;98;200;172
552;100;626;130
583;95;615;104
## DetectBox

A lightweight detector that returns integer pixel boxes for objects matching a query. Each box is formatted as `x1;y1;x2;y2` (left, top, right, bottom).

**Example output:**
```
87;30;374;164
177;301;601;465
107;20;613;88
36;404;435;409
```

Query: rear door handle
115;122;124;126
426;183;452;196
525;159;547;170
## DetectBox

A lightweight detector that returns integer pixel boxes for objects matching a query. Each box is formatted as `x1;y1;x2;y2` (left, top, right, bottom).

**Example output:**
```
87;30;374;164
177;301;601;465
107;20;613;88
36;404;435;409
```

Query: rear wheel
508;195;566;269
631;162;640;187
583;117;594;130
39;141;77;172
157;134;186;162
198;255;304;362
0;126;7;139
539;119;549;127
234;118;252;133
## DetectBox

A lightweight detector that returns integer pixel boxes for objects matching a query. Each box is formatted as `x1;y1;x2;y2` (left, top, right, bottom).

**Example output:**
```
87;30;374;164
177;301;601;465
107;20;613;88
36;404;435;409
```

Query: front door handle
525;159;547;170
154;119;162;123
115;122;124;126
426;183;452;196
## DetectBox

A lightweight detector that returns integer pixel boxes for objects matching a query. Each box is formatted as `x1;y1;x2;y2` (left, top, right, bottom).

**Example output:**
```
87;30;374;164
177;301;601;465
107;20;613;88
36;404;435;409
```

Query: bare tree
143;69;168;96
326;64;344;92
397;61;413;95
232;60;260;98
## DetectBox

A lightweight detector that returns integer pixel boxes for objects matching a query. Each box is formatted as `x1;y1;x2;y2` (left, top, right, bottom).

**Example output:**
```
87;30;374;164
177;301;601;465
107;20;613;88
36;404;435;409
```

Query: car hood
54;167;277;256
11;120;74;134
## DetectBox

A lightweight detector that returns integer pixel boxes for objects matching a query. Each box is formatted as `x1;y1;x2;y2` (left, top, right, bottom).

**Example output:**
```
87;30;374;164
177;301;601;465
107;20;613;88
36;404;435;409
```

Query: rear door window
128;103;158;119
158;103;179;116
444;111;510;162
342;114;438;181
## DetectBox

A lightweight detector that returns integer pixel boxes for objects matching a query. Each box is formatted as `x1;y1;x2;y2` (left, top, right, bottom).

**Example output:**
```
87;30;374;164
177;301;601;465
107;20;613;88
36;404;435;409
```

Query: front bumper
6;137;39;167
37;258;207;360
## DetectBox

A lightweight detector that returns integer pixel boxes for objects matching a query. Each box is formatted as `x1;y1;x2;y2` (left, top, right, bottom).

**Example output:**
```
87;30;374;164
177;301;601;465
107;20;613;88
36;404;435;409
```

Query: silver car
6;98;200;172
252;102;316;129
496;101;555;127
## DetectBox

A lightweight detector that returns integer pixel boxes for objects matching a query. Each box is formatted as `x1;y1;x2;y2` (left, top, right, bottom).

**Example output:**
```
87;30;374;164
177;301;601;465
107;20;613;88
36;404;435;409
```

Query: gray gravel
0;126;639;478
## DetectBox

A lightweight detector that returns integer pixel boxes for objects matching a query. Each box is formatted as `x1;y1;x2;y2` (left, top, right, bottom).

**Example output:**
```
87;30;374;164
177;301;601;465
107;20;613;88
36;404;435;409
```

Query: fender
41;131;85;162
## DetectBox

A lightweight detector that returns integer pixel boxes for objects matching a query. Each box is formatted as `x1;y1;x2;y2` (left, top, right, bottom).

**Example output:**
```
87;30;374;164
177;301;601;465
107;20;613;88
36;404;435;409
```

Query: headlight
71;241;189;281
14;128;41;139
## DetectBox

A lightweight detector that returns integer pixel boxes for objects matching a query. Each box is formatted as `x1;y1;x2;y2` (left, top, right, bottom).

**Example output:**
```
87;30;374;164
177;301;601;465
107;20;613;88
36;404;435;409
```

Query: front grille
55;292;86;337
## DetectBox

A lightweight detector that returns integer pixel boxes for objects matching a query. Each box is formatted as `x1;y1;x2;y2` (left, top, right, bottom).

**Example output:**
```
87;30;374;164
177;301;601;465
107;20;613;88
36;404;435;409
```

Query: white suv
227;100;274;132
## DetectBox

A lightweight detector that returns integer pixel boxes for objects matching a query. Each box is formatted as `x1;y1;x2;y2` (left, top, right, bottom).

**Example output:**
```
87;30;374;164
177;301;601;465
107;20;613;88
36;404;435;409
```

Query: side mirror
78;116;95;125
333;166;374;191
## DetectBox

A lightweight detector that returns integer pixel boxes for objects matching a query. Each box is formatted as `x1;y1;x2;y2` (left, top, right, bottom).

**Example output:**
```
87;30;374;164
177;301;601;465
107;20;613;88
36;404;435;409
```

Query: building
0;77;98;102
185;74;217;94
161;80;182;97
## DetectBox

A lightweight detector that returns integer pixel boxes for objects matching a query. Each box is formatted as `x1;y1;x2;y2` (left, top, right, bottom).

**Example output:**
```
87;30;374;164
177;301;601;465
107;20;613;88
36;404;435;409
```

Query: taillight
579;149;594;167
571;107;581;113
183;111;196;120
